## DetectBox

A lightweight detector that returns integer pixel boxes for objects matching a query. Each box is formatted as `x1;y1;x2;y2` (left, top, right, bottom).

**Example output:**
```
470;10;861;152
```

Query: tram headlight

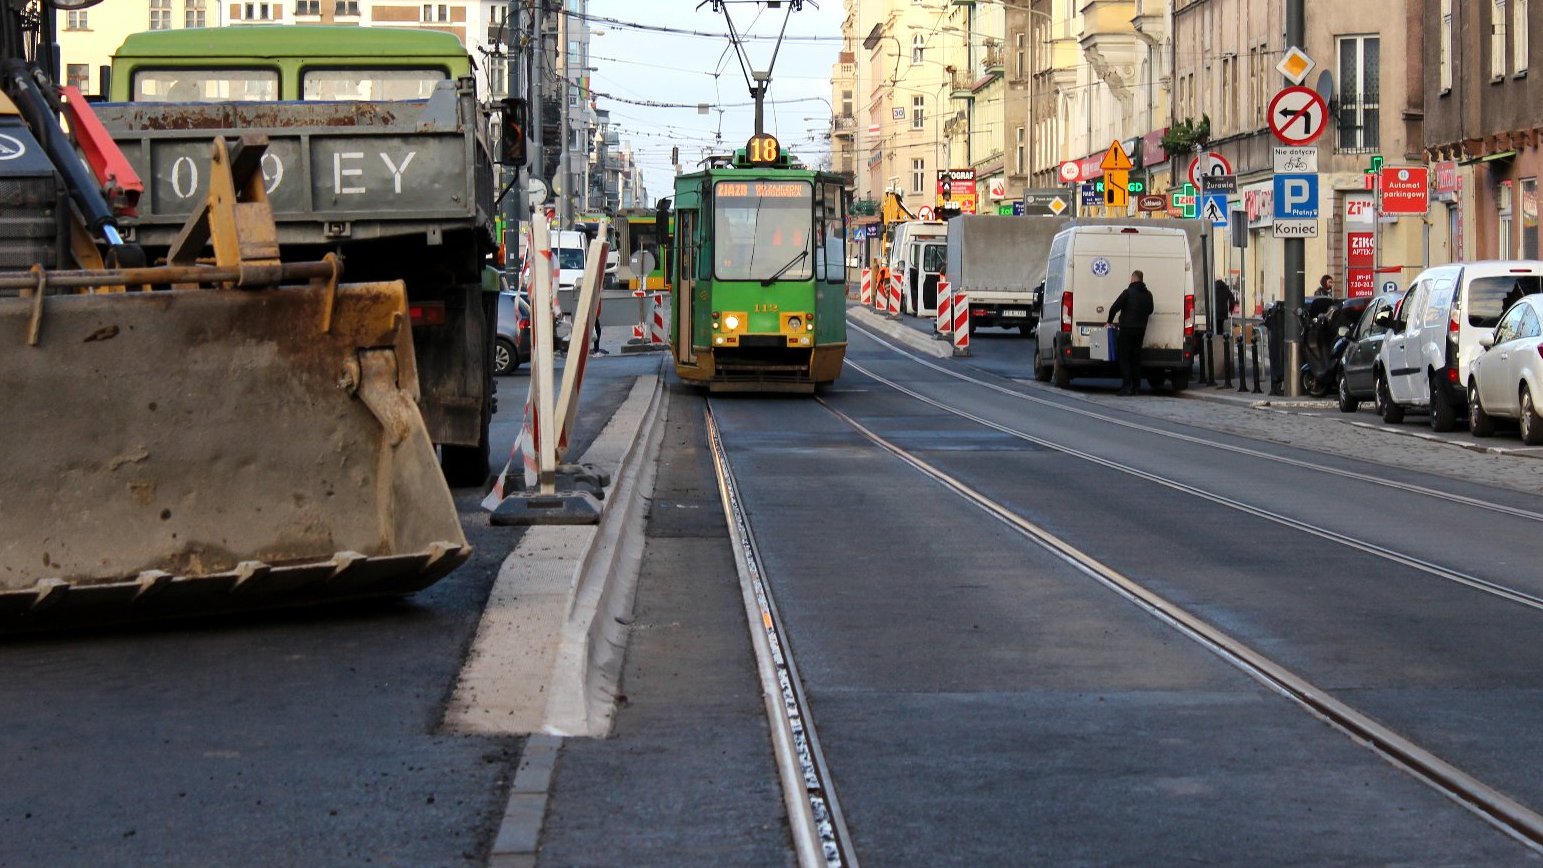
786;316;802;332
723;314;741;331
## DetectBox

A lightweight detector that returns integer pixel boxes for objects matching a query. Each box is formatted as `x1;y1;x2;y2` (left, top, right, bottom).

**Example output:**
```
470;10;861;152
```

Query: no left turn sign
1268;86;1328;146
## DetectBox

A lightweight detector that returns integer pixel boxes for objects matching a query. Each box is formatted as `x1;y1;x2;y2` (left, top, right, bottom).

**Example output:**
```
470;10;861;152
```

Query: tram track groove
850;323;1543;525
704;401;857;868
847;358;1543;617
812;394;1543;853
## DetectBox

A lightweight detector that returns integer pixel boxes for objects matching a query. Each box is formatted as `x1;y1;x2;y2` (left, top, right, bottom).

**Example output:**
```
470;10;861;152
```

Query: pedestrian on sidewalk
1107;270;1154;396
1315;274;1335;297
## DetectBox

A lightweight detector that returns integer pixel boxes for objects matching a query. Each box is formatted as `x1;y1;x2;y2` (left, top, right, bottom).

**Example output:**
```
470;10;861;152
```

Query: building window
841;89;852;117
911;159;925;195
1014;33;1024;79
1516;0;1530;75
149;0;172;30
1336;36;1380;152
335;0;359;13
1440;0;1453;92
241;2;273;20
1523;179;1538;258
1015;126;1025;175
1492;1;1508;80
421;3;448;22
912;34;925;64
912;95;924;129
185;0;206;27
488;55;507;98
64;9;87;29
1500;181;1514;257
66;63;89;92
295;0;318;13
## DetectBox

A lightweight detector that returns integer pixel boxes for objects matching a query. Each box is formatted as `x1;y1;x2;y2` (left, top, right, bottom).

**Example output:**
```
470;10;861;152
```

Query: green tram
668;133;849;393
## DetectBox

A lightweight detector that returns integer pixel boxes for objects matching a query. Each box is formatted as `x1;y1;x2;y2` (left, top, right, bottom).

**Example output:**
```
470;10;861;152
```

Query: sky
585;0;845;203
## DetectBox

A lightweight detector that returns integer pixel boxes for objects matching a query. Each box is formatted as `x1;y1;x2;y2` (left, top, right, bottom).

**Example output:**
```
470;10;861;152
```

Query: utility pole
1282;0;1306;396
501;0;526;289
556;1;571;226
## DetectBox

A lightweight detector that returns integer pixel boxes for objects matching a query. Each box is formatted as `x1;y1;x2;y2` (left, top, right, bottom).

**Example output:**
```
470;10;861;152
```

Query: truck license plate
1002;309;1026;317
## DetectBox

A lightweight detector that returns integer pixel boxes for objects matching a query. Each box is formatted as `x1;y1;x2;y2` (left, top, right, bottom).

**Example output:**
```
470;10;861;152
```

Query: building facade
1423;0;1543;264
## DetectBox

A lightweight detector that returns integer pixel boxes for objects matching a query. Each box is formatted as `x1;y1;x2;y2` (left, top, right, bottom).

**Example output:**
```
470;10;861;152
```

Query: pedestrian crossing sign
1200;192;1229;227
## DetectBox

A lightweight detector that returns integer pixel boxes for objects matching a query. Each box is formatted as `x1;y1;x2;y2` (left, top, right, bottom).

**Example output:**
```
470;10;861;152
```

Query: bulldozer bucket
0;279;470;631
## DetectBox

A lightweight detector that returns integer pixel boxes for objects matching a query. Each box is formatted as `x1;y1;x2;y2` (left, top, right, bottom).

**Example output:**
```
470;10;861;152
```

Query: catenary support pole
1283;0;1306;396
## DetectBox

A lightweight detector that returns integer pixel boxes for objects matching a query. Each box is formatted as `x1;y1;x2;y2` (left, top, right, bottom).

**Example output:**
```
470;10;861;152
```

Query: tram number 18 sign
746;133;782;166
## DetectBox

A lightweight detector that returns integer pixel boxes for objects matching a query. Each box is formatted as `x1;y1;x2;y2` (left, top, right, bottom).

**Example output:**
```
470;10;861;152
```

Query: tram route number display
746;133;782;166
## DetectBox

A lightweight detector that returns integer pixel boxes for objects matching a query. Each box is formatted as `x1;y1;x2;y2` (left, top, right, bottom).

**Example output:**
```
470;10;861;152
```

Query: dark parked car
495;290;530;376
1336;291;1403;412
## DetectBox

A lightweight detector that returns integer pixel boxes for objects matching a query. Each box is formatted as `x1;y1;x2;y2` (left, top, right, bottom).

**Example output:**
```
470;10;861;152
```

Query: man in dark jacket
1107;270;1154;395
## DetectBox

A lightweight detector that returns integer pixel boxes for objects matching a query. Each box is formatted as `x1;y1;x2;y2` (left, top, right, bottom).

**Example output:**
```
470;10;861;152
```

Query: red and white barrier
889;269;903;316
874;269;889;314
631;324;645;341
951;290;970;356
650;293;669;345
936;276;952;335
859;268;872;306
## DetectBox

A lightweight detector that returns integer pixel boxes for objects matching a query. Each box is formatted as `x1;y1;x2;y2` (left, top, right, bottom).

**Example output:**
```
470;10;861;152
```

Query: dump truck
0;11;469;630
95;26;498;485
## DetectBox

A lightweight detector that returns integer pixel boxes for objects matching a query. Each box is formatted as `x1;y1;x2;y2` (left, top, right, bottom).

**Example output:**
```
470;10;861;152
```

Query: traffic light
498;97;528;167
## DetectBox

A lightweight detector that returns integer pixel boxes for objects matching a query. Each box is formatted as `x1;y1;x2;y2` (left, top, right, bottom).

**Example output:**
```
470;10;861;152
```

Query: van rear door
1125;231;1190;351
1069;235;1130;349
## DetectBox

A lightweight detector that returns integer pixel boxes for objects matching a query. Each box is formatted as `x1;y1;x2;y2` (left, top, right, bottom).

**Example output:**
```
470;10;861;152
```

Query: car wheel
1033;358;1052;382
1377;373;1405;424
1170;372;1190;392
1429;377;1458;432
1146;373;1166;393
1522;386;1543;446
494;338;517;376
1052;354;1071;389
1469;381;1496;438
1336;371;1360;413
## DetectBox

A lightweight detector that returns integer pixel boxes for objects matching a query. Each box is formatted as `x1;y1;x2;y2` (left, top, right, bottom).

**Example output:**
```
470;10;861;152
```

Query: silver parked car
1469;294;1543;443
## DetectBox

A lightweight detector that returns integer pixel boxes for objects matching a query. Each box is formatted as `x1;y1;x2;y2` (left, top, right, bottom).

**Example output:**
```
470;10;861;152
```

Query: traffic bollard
1203;331;1216;386
1251;331;1263;393
935;276;953;339
1221;331;1234;389
1236;333;1248;393
859;268;872;306
951;291;971;357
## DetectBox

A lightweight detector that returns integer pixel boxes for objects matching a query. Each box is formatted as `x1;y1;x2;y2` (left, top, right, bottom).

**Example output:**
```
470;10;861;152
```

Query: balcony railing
949;69;974;97
832;114;856;133
982;44;1004;74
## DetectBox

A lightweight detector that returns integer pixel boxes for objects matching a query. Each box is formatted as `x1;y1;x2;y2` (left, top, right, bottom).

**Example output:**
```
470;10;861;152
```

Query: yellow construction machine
0;12;469;631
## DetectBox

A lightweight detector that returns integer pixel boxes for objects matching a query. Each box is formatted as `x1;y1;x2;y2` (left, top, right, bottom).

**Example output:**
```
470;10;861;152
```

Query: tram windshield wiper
761;248;808;286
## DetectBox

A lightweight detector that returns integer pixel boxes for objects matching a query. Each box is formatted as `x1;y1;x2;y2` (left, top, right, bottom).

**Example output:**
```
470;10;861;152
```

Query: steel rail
850;323;1543;525
815;395;1543;853
704;401;857;868
849;359;1543;615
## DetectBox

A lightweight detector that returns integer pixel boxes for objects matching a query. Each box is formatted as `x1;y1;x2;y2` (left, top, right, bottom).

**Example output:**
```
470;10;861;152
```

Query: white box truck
1033;224;1196;390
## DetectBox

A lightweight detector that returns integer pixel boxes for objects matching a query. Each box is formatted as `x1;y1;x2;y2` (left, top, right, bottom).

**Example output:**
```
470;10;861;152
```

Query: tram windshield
714;180;813;282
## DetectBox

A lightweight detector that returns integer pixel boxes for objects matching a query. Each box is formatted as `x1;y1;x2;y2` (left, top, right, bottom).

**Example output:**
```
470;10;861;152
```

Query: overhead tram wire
565;7;840;43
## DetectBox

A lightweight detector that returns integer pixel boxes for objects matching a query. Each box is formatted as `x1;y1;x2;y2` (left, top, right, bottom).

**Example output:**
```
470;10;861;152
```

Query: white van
553;229;588;314
1032;225;1195;390
1376;260;1543;429
887;221;948;316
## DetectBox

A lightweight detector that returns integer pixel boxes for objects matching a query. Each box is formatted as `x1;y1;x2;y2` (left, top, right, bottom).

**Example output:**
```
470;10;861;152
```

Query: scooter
1298;296;1357;397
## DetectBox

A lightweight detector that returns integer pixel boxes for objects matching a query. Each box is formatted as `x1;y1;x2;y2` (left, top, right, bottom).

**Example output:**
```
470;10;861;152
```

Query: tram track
704;400;857;868
850;323;1543;525
848;357;1543;616
807;392;1543;853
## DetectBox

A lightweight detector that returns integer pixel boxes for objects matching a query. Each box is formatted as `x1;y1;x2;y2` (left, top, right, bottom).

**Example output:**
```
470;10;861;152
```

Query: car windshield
1468;275;1543;327
302;68;447;101
557;249;585;270
714;180;813;282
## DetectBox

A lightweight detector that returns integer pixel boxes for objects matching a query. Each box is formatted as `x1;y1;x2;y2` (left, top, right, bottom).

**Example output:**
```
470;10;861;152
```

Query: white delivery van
552;229;588;314
1032;225;1195;390
887;221;948;316
1376;260;1543;429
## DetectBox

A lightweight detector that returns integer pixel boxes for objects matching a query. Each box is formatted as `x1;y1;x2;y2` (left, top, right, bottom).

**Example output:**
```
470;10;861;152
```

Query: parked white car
1468;294;1543;443
1376;260;1543;430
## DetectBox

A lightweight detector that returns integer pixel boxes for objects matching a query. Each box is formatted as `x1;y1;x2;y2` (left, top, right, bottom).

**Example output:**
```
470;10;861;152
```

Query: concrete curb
847;305;952;359
444;372;668;738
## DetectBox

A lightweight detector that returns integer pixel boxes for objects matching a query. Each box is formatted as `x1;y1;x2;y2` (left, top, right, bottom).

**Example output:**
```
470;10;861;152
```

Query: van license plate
1003;309;1026;317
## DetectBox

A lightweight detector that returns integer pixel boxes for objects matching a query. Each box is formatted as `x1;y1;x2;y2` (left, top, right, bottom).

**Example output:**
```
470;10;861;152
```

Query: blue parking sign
1273;173;1319;220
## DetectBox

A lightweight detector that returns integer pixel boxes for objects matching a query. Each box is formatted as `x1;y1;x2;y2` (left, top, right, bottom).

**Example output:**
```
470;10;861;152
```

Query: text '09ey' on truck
97;25;498;485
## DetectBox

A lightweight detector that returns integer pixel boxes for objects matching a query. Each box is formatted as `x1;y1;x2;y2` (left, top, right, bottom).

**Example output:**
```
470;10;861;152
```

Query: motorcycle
1298;295;1359;397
